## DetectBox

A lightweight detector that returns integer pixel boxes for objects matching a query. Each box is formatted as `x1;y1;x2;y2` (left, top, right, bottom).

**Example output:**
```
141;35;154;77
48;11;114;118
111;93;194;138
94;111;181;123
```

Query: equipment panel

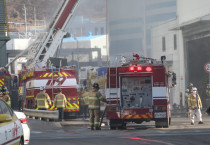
121;76;152;108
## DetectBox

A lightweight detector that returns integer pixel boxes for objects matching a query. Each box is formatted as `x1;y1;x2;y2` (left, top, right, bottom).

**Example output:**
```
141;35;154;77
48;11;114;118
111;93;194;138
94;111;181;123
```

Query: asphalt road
28;116;210;145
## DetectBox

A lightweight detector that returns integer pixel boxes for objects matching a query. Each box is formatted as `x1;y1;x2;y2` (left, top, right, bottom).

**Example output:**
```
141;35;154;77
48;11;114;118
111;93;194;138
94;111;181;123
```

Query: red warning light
146;67;152;72
137;66;142;71
129;66;135;71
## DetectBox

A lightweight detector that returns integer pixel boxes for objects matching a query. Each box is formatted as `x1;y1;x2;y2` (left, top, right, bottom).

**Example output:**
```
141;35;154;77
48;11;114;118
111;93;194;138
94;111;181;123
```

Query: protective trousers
189;109;202;123
57;108;64;121
89;109;100;127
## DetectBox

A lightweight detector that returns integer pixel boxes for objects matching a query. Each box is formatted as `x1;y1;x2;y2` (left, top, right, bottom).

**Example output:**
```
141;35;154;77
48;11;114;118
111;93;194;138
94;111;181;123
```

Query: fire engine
0;69;12;99
8;0;81;118
106;54;176;128
0;71;5;99
19;67;79;117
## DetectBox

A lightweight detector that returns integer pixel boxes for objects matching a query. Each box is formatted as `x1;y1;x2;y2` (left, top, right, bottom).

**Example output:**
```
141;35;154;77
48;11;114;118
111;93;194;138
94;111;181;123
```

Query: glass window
101;27;104;35
95;27;98;35
174;34;177;50
162;36;166;52
0;100;12;116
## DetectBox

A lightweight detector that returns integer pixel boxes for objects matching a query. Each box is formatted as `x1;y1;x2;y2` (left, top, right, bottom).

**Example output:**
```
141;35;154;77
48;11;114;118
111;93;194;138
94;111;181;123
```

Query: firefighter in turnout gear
82;83;106;130
79;87;89;119
188;87;204;125
54;88;67;121
35;86;52;110
1;86;11;106
185;89;190;117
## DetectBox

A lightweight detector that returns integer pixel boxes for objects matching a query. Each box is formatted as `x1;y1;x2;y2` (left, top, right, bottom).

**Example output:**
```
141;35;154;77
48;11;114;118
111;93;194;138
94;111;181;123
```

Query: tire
163;117;169;128
109;119;117;130
110;126;117;130
155;121;162;128
118;123;127;130
19;138;24;145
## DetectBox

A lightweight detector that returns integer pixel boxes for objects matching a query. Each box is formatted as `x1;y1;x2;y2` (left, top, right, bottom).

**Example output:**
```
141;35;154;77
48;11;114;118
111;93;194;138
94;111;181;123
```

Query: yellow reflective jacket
3;94;11;106
80;91;89;105
188;93;202;109
35;91;52;109
54;93;67;108
83;89;106;109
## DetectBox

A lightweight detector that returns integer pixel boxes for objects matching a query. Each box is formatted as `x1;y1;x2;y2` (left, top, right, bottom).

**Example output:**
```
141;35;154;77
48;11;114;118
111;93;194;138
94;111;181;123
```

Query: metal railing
23;109;59;120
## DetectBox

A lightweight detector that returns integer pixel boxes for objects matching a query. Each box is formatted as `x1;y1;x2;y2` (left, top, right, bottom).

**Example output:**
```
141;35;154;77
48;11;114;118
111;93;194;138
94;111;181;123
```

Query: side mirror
0;114;12;123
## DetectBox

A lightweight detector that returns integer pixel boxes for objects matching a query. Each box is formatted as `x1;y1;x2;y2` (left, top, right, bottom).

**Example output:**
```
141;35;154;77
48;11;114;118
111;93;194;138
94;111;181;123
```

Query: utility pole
23;4;28;38
143;0;147;57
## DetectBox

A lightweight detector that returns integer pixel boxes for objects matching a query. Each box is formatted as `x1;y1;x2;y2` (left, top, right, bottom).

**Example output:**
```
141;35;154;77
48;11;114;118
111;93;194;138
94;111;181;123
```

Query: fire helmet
92;82;99;89
1;86;7;92
185;89;189;93
58;88;62;92
192;87;197;91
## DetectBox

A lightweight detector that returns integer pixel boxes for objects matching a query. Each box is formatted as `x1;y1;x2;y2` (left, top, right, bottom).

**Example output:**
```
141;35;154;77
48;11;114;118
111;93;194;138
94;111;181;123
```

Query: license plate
154;112;166;118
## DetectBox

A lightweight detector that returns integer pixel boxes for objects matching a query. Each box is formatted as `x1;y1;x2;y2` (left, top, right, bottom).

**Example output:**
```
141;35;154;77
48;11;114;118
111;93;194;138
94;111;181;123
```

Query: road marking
31;132;210;140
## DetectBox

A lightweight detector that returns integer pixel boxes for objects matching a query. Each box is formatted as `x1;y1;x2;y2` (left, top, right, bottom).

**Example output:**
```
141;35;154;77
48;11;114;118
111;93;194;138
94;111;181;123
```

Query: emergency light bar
145;67;152;72
50;68;60;72
128;66;152;72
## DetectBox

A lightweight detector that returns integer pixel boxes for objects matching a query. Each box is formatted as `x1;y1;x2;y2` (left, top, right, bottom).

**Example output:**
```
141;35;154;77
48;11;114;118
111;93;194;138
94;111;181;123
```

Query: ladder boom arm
24;0;79;69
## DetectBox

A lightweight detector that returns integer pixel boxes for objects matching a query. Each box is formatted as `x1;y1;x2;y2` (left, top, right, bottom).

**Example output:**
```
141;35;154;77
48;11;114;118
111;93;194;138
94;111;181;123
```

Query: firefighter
1;86;11;106
79;87;89;119
188;83;193;93
188;87;204;125
185;89;189;106
35;86;52;110
18;95;22;111
82;83;106;130
54;88;67;121
185;89;190;117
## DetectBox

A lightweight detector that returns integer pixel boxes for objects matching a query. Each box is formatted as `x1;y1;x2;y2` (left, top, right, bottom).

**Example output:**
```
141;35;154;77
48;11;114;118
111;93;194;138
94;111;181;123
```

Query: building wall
62;35;107;61
6;39;34;74
6;39;34;50
177;0;210;24
108;0;177;58
90;35;107;58
151;19;185;106
66;16;106;36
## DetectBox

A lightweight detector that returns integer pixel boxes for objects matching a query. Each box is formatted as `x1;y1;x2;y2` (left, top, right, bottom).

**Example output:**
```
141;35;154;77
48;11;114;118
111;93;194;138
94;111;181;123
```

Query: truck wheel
110;126;117;130
163;117;169;128
155;121;162;128
118;123;126;130
109;119;117;130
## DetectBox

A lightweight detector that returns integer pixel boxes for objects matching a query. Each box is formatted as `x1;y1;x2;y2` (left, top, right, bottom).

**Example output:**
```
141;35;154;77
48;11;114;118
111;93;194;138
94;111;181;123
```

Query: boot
91;126;94;130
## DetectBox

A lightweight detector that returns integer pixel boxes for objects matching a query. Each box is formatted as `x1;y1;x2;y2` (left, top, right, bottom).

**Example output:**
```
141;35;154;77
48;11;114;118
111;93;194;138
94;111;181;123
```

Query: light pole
23;5;28;38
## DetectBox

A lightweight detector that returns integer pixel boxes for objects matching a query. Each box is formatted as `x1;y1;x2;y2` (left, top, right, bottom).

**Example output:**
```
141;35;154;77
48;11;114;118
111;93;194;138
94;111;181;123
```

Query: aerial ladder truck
5;0;81;118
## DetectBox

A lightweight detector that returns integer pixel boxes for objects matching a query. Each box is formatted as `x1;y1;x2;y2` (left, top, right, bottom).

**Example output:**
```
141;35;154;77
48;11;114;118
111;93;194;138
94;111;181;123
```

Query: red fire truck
106;54;175;129
7;0;81;118
19;67;79;118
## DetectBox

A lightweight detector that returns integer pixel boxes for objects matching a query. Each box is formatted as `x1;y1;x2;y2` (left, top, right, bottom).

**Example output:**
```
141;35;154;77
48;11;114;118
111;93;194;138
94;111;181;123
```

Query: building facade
151;0;210;107
0;0;10;67
107;0;177;58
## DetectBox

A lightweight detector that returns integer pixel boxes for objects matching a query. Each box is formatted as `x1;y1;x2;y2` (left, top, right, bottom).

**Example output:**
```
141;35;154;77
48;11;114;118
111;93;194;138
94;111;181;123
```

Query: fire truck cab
106;54;174;129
